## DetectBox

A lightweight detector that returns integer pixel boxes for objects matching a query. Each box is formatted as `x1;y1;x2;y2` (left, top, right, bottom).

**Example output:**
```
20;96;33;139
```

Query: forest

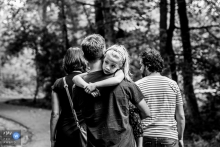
0;0;220;146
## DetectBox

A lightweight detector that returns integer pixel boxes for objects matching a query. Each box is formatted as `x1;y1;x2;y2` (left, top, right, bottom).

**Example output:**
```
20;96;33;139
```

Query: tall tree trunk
166;0;178;82
95;0;115;45
159;0;169;77
33;47;40;103
177;0;200;123
33;68;40;103
95;0;105;37
42;0;47;24
59;0;69;50
103;0;115;45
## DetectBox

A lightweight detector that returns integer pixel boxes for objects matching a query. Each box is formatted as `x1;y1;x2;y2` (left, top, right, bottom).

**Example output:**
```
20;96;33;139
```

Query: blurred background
0;0;220;146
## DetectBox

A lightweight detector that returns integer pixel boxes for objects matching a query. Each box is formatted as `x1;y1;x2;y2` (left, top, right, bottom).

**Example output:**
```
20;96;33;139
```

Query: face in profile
102;51;121;75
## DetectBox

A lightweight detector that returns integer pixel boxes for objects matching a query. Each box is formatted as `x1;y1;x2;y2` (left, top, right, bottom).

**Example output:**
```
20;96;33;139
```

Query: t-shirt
74;70;144;147
52;72;85;135
135;75;183;140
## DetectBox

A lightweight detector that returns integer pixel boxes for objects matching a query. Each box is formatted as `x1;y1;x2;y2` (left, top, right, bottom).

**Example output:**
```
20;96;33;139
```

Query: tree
177;0;200;123
166;0;178;82
160;0;178;82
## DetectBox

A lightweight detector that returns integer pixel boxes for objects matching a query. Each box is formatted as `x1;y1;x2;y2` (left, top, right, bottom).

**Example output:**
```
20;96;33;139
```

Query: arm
50;91;61;147
129;103;144;147
95;69;124;87
135;99;151;119
85;70;125;93
136;137;143;147
175;104;185;147
72;72;88;88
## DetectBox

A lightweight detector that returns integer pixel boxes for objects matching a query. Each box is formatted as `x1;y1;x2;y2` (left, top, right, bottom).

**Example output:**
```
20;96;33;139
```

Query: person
135;48;185;147
73;45;145;147
50;47;87;147
73;34;151;147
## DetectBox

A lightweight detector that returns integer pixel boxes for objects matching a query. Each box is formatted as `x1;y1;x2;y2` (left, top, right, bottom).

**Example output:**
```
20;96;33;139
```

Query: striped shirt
135;75;183;140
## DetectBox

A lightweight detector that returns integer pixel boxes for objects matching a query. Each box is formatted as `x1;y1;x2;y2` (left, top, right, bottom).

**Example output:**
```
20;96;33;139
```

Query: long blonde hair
105;45;132;82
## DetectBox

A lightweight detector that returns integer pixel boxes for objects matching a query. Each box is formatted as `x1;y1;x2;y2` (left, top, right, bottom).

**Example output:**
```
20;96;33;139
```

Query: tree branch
205;28;220;40
75;1;95;6
175;24;220;30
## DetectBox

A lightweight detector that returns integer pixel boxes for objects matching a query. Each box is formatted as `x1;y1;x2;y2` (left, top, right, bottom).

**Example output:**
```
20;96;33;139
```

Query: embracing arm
135;99;151;119
95;69;124;87
50;91;61;146
175;104;185;147
84;70;125;94
72;72;88;88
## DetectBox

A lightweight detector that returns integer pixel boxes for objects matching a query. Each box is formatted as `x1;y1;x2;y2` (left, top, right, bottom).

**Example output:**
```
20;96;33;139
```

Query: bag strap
62;77;81;128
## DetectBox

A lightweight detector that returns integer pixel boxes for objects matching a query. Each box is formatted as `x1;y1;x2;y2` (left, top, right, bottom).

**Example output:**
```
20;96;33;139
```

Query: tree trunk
33;47;40;103
95;0;115;45
166;0;178;82
42;0;47;24
95;0;105;37
33;71;40;104
159;0;170;77
103;0;115;45
177;0;200;123
59;0;69;50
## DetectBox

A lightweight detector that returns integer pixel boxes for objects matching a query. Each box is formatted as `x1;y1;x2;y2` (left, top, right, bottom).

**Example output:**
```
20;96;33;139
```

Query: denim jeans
143;136;179;147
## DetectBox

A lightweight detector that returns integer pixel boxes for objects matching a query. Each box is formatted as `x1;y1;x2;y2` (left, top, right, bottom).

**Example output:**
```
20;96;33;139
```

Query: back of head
81;34;106;62
140;48;164;73
63;47;87;74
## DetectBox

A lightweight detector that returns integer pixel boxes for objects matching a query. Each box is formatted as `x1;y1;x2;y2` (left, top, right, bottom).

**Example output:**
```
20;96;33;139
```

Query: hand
179;140;184;147
84;83;97;94
91;89;101;97
51;140;56;147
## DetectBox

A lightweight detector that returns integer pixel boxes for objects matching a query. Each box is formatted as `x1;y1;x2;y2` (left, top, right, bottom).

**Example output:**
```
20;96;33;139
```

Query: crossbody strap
62;77;81;128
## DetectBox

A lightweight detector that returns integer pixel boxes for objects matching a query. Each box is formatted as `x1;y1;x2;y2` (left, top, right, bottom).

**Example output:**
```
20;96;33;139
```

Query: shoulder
162;76;180;93
118;80;142;92
135;77;147;86
163;76;178;86
52;78;63;91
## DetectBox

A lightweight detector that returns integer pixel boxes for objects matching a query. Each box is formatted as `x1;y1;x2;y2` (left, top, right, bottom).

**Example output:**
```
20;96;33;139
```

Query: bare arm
136;137;143;147
50;91;61;147
72;72;88;88
175;104;185;147
85;70;125;93
95;69;124;87
135;99;151;119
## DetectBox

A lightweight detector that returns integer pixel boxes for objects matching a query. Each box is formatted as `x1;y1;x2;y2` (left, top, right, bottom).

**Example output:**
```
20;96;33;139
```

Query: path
0;101;51;147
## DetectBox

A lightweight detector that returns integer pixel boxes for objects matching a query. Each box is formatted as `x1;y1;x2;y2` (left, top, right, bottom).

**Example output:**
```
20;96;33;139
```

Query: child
73;45;144;147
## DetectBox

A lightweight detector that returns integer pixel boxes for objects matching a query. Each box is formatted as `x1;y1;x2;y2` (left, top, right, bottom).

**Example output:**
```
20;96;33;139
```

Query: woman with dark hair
135;48;185;147
50;47;87;147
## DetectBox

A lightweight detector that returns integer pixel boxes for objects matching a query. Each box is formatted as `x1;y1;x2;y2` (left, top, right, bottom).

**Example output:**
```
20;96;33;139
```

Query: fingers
91;92;98;97
96;89;101;96
85;87;91;94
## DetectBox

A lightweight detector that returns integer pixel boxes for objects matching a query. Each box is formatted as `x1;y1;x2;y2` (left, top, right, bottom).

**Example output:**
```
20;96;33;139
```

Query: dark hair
140;48;164;72
81;34;106;62
63;47;87;74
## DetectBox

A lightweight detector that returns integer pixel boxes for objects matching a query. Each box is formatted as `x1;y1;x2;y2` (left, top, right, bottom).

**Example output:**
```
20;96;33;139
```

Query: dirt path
0;102;51;147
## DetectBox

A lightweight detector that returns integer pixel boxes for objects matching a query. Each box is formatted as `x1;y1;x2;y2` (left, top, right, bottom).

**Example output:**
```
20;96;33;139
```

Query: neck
148;72;161;76
88;60;103;72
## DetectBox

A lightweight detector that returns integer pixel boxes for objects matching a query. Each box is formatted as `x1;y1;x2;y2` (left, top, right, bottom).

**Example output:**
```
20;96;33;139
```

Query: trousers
143;136;179;147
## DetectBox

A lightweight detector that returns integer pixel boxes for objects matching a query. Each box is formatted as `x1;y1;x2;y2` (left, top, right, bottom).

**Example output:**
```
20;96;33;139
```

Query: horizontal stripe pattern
135;76;183;140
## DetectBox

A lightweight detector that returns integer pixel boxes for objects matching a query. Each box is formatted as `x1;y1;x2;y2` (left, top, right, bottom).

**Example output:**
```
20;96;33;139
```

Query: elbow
115;79;122;84
177;114;185;123
72;77;77;83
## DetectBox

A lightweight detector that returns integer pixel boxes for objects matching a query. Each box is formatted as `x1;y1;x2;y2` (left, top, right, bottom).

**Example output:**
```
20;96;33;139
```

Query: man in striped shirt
135;48;185;147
